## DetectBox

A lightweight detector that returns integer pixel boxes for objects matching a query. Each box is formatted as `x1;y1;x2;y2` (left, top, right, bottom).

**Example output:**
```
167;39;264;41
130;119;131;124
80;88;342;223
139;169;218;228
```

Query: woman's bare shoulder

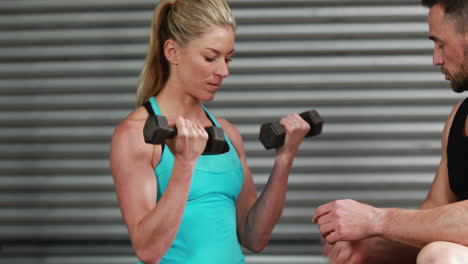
114;107;149;135
111;106;153;156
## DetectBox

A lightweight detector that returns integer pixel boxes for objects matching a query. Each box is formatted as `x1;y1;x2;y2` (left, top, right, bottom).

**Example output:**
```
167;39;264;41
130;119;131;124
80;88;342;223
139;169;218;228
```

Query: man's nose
432;47;444;66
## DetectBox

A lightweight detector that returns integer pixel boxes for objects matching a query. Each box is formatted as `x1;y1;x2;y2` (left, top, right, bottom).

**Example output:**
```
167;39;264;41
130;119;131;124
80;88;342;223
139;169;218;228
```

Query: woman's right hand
166;116;208;164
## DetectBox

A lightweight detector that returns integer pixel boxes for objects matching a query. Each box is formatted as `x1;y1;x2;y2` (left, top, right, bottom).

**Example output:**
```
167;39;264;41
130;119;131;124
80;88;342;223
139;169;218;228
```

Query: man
313;0;468;263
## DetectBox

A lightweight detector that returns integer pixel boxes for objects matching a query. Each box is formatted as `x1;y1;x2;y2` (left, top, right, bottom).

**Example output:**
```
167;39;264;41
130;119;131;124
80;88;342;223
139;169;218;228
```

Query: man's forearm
376;200;468;248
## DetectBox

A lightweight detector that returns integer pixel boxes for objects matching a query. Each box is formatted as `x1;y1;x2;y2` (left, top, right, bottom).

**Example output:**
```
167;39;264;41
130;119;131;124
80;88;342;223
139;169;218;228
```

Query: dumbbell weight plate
258;110;323;150
299;110;323;137
143;115;176;144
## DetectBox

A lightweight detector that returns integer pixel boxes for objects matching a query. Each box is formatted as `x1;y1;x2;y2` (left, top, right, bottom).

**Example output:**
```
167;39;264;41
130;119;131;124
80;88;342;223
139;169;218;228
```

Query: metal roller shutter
1;0;464;263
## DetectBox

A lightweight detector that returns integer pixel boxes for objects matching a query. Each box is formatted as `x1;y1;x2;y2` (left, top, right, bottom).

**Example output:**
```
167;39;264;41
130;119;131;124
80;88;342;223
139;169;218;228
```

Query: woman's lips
208;83;220;91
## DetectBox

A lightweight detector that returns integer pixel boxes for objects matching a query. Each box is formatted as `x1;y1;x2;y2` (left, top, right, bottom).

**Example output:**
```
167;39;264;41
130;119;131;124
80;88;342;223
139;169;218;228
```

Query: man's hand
313;199;383;244
323;240;369;264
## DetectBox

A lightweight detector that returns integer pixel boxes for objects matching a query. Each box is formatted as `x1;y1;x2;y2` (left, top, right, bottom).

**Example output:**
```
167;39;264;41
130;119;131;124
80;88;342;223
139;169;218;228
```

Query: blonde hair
136;0;237;106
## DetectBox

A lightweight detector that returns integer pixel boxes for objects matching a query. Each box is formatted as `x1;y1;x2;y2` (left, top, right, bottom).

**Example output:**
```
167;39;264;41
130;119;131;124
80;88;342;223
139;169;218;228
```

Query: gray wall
2;0;465;263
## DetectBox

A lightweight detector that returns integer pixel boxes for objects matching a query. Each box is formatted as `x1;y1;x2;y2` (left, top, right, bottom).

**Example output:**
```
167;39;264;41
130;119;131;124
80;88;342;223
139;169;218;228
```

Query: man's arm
336;145;460;264
374;200;468;248
373;101;462;248
314;100;464;263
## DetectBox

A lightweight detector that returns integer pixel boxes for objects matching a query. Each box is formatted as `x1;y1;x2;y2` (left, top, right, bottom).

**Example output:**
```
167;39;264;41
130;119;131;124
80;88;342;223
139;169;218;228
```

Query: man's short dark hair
422;0;468;32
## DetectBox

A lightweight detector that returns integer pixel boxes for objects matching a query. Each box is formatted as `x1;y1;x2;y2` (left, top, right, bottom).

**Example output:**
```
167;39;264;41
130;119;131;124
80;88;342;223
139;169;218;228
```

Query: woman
109;0;310;263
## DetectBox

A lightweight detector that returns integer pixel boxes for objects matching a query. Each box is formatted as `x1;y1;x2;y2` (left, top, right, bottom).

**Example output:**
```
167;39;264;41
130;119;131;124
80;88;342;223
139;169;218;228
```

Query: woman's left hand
276;113;310;156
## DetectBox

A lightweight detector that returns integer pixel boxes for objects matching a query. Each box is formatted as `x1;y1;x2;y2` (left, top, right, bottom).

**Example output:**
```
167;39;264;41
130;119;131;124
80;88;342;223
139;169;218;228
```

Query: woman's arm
219;114;310;252
110;112;207;263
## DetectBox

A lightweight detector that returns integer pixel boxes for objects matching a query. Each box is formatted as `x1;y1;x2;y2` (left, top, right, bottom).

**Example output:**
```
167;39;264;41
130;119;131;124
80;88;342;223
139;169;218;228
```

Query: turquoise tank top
138;97;246;264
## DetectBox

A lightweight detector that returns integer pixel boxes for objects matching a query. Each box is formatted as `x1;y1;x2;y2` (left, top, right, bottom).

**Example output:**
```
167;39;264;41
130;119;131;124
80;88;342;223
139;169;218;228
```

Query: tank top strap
148;97;162;115
202;104;221;127
202;104;235;147
451;97;468;138
460;97;468;114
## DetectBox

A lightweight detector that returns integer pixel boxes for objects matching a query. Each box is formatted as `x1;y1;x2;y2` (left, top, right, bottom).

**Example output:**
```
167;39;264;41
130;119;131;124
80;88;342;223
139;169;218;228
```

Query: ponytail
136;1;174;106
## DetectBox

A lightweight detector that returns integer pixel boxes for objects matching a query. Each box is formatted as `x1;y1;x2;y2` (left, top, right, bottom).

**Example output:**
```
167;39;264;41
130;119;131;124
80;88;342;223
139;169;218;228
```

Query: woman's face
173;25;235;102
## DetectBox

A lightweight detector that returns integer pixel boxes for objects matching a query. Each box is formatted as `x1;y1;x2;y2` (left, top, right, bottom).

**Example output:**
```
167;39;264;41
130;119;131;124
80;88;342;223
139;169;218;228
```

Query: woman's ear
164;39;180;65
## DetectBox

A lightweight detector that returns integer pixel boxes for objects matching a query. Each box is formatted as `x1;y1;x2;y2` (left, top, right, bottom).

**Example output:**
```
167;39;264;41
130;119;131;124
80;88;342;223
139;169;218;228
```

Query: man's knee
417;241;468;264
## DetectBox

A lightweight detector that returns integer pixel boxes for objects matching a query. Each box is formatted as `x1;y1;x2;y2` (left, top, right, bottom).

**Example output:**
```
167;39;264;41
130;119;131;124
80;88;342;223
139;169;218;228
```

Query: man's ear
164;39;180;65
464;29;468;46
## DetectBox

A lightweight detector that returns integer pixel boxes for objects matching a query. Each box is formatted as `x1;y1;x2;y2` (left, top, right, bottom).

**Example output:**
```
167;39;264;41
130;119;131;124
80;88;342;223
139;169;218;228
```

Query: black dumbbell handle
162;127;227;154
144;115;228;154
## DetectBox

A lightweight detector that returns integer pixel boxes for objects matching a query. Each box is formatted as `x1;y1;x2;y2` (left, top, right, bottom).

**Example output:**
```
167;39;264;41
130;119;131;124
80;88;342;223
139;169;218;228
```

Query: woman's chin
200;94;216;103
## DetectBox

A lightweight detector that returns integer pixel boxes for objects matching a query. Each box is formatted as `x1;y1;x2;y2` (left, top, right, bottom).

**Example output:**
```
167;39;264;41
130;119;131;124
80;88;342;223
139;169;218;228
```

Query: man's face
428;3;468;93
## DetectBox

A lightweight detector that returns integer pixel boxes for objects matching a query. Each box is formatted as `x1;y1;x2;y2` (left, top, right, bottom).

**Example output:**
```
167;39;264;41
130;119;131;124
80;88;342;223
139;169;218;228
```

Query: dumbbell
258;110;323;150
143;115;228;154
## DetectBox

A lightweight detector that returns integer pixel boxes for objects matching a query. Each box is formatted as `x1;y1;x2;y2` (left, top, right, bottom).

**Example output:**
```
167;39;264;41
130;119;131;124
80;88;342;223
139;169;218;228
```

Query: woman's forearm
133;159;195;263
243;152;295;251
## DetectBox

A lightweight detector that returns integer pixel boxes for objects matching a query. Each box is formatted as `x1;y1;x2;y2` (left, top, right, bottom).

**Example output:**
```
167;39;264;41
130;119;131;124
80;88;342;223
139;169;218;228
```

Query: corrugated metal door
1;0;464;263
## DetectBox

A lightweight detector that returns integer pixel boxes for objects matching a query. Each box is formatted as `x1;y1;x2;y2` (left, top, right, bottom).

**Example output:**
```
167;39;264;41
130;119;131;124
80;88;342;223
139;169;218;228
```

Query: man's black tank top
447;97;468;201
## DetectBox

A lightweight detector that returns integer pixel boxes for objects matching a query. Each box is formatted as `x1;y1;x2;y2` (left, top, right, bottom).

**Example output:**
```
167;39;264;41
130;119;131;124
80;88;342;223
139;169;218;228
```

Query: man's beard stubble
449;46;468;93
449;69;468;93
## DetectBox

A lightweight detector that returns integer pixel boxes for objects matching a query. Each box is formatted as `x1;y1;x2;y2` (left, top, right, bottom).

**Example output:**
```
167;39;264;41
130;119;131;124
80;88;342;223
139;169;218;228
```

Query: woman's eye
205;57;216;62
